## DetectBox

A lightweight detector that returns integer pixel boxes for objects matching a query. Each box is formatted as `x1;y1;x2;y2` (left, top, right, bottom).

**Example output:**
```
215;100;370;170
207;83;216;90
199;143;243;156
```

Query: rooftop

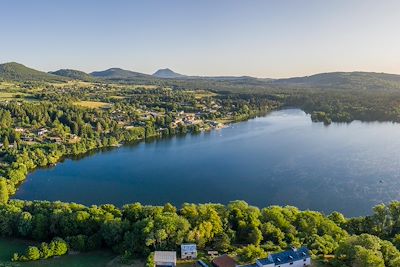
154;251;177;263
212;254;236;267
258;247;310;265
181;244;197;253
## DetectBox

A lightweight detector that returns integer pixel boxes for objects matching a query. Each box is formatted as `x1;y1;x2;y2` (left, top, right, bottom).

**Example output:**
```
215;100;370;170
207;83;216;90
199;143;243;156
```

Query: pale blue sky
1;0;399;78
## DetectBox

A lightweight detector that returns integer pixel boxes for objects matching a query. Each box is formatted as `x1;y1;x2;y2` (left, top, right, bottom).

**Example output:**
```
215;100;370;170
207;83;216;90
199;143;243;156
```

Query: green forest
2;200;400;266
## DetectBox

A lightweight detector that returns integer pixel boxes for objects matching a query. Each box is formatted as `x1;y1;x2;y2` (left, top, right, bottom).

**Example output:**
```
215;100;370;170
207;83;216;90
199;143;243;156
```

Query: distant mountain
49;69;93;81
153;68;185;78
2;62;400;92
90;68;151;80
271;72;400;91
0;62;67;82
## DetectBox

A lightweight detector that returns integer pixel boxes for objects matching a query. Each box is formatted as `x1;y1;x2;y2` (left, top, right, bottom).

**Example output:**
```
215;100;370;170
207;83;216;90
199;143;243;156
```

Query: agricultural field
193;91;217;99
0;92;32;101
73;101;112;109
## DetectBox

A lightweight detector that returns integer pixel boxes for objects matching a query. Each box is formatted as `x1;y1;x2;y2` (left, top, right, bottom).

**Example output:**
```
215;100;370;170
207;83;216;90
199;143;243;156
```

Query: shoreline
8;107;276;202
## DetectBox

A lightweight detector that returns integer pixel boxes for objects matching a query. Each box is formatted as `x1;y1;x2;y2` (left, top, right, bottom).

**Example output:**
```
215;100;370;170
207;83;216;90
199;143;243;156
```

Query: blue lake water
14;109;400;216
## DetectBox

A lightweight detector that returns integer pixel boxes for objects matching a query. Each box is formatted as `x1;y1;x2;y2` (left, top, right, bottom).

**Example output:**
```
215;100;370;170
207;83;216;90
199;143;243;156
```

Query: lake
14;109;400;216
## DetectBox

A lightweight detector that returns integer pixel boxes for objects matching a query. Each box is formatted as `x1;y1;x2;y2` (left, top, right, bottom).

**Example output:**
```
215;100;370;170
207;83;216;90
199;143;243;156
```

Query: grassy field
109;95;126;100
216;117;235;124
0;238;133;267
193;91;218;99
0;92;31;101
177;262;196;267
52;81;94;89
0;92;20;98
131;85;158;90
74;101;111;109
0;82;21;91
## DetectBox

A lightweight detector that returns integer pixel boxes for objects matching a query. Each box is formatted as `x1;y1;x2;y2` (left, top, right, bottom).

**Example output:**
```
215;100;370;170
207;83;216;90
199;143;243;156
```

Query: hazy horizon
1;0;400;78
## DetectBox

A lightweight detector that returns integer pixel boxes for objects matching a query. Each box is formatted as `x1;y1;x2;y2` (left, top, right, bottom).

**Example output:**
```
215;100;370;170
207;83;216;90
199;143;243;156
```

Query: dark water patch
15;109;400;216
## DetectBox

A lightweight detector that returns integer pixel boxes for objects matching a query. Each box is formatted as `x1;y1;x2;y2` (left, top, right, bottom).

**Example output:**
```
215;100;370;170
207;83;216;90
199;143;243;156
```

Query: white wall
274;258;311;267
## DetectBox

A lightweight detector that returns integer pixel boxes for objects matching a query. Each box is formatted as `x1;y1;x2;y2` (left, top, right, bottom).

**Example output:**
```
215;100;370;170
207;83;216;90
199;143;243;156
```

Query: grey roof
257;257;274;265
154;251;177;262
258;247;310;265
181;244;197;253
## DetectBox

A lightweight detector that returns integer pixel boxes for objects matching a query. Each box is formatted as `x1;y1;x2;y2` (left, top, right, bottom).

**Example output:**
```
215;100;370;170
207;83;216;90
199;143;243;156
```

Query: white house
255;247;311;267
154;251;177;267
181;244;197;259
37;128;48;136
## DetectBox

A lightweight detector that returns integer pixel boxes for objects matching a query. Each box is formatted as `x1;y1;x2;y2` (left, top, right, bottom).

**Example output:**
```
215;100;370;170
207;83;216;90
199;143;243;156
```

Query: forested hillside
49;69;94;81
271;71;400;91
0;63;67;82
90;68;153;81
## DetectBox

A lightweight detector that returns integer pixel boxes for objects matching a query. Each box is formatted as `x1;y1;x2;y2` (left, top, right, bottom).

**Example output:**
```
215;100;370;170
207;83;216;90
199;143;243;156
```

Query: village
0;108;224;150
152;245;311;267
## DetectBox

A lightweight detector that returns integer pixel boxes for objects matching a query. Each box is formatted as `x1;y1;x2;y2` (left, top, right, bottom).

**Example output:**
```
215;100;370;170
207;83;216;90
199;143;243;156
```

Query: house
207;251;219;258
21;135;34;142
256;247;311;267
154;251;176;267
212;254;237;267
181;243;197;259
37;128;48;136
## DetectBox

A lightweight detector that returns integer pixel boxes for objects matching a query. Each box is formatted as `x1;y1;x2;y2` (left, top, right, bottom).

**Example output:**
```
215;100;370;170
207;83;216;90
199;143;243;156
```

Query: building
207;251;219;258
212;254;237;267
154;251;177;267
256;247;311;267
181;244;197;259
21;135;34;142
37;128;48;136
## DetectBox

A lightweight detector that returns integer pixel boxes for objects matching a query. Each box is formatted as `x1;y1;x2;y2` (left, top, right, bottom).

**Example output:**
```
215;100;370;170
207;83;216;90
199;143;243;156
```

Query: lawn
74;101;111;109
0;92;18;98
177;262;196;267
131;85;158;90
109;95;126;100
0;92;29;100
193;91;217;99
0;82;21;90
216;117;234;124
0;238;134;267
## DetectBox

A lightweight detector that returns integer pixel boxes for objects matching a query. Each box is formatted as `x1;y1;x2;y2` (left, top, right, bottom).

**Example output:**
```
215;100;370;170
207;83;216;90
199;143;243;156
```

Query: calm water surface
15;109;400;216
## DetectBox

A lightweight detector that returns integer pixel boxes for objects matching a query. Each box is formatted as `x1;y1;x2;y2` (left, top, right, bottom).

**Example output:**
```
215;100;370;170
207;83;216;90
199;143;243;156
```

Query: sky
1;0;399;78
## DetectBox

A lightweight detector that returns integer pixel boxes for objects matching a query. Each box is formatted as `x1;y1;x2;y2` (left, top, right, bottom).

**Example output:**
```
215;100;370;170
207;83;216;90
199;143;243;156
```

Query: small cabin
207;251;219;258
37;128;48;136
181;244;197;259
